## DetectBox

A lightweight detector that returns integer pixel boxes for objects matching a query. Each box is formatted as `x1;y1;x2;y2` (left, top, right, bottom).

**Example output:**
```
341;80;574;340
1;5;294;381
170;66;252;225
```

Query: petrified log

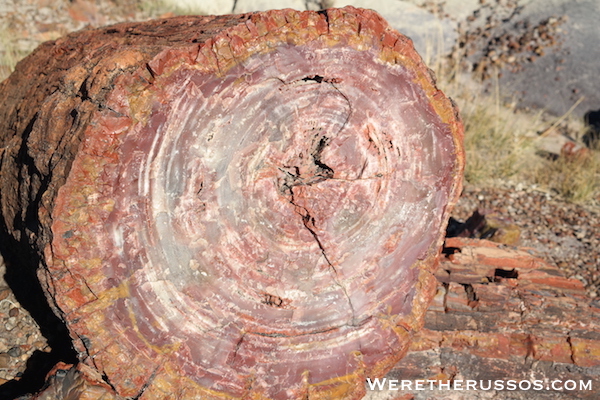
0;7;464;400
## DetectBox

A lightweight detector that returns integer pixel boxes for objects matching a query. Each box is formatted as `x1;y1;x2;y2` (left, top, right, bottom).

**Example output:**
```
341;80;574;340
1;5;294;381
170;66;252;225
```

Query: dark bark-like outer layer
0;7;464;400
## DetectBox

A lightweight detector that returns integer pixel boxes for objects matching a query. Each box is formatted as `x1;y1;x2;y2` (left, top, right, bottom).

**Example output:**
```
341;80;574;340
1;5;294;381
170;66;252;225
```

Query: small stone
0;287;9;301
0;353;10;368
33;340;47;350
8;346;21;358
4;317;17;331
8;307;19;318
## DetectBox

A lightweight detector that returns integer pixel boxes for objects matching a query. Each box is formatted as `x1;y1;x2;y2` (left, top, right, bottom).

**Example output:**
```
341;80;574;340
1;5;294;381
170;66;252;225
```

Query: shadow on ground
0;232;78;398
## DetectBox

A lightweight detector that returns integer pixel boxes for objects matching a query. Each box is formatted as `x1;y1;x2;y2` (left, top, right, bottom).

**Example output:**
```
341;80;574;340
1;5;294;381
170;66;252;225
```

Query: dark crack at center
276;139;358;326
311;135;334;180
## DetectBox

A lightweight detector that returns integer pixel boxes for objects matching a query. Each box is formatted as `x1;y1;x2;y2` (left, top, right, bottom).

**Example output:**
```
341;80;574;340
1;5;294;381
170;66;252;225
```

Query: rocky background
0;0;598;398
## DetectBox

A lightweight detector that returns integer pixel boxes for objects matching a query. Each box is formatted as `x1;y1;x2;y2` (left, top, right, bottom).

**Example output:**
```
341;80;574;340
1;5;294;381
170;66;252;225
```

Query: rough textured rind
0;7;464;400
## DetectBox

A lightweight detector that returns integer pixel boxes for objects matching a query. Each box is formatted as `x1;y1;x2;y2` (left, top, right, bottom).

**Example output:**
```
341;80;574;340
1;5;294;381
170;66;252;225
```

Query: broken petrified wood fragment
389;237;600;399
0;7;464;400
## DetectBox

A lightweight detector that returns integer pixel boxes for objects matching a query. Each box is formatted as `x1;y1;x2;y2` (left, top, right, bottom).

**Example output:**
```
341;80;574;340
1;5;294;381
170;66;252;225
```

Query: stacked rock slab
0;8;464;400
380;237;600;399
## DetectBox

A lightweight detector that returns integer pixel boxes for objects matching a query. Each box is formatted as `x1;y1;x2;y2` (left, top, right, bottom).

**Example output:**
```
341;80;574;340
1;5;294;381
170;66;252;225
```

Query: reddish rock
571;338;600;368
444;282;475;312
385;238;600;399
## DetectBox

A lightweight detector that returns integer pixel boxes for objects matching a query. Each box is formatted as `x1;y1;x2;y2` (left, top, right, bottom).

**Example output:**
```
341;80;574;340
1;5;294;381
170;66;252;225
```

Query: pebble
8;346;21;358
33;340;48;350
4;317;17;331
37;7;52;17
0;353;9;368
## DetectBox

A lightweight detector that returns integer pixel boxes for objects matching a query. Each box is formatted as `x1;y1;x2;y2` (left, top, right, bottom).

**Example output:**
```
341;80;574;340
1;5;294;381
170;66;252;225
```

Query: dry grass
0;22;31;82
437;66;600;204
528;149;600;203
426;10;600;206
440;72;538;184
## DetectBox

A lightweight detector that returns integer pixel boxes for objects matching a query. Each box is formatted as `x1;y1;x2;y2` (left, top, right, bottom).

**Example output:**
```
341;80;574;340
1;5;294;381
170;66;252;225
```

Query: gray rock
438;0;600;118
7;346;21;357
499;0;600;118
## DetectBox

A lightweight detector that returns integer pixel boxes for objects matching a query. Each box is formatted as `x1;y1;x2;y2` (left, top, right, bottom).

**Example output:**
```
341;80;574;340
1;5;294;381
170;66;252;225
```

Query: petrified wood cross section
0;7;464;400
